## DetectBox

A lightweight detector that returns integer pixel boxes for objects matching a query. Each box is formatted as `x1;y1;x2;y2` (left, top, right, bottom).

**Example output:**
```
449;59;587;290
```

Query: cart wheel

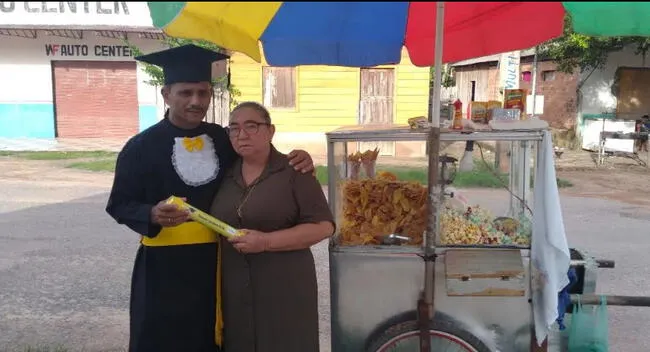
366;319;491;352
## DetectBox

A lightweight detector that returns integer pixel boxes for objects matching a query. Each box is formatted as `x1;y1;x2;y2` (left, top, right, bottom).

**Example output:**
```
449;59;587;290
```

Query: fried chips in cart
337;147;532;247
339;170;428;246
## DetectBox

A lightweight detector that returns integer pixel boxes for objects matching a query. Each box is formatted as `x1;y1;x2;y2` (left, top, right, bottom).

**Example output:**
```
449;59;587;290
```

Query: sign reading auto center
0;2;164;140
0;2;154;27
0;2;157;59
44;43;133;57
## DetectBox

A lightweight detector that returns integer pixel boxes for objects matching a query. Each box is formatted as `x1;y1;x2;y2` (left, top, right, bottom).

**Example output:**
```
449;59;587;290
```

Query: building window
521;71;532;82
262;66;297;109
542;70;556;82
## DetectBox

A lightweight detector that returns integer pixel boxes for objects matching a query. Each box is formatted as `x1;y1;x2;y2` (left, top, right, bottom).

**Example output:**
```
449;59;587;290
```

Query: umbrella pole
530;46;539;118
420;2;445;352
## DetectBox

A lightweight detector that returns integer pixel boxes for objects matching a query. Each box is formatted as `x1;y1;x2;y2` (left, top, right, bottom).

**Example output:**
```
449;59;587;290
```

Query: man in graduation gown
105;44;315;352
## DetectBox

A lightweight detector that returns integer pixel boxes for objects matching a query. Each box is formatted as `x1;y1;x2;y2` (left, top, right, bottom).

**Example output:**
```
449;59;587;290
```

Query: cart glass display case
327;125;542;250
325;125;546;352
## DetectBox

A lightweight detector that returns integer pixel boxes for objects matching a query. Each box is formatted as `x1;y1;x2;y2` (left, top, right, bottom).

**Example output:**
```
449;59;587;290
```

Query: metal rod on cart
423;130;440;293
424;127;440;299
420;2;445;352
571;294;650;307
420;128;441;352
530;46;538;119
570;259;616;268
424;0;445;307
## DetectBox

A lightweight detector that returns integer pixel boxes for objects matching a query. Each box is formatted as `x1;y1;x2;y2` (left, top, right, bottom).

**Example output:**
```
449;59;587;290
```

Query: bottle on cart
452;99;463;130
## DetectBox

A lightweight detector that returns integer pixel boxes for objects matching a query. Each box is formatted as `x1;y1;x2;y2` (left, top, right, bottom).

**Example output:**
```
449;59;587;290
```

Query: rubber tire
366;319;492;352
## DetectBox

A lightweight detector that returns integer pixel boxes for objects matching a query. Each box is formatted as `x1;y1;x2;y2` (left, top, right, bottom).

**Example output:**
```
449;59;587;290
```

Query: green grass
0;150;116;160
66;159;117;172
314;160;573;189
0;150;118;173
556;178;574;188
2;151;573;188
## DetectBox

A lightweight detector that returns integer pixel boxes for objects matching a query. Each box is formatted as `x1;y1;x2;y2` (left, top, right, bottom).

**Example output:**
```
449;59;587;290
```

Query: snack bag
504;89;527;118
486;100;503;122
166;196;243;238
487;100;503;110
452;99;464;130
469;101;489;123
408;116;429;129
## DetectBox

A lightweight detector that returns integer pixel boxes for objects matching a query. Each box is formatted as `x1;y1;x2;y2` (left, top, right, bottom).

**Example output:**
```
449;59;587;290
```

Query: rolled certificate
165;196;243;238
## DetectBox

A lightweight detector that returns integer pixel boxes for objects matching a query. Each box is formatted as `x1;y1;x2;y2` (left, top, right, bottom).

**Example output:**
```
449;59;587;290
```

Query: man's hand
228;229;270;254
287;149;315;174
151;198;191;227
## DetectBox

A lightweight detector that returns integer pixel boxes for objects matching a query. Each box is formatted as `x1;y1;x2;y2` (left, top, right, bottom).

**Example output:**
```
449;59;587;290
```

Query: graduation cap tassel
227;66;231;90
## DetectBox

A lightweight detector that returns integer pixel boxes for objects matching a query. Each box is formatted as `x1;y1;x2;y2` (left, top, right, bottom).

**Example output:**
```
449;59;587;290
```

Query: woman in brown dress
209;101;335;352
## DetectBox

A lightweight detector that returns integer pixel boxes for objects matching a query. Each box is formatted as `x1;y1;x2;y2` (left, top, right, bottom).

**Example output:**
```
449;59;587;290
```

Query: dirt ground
553;149;650;208
1;147;648;207
0;157;115;186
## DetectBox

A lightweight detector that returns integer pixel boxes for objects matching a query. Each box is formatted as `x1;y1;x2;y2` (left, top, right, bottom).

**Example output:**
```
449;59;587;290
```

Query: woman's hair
230;101;271;123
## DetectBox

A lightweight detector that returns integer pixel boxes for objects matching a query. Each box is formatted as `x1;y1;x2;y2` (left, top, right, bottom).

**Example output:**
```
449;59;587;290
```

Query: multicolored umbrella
563;2;650;37
147;2;650;68
147;2;568;67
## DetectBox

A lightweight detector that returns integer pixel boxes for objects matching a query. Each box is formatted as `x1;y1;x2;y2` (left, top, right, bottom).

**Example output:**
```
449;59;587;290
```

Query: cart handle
571;294;650;307
595;259;615;268
570;259;615;269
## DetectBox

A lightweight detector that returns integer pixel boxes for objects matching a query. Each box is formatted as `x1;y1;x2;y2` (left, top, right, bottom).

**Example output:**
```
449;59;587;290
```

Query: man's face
162;82;212;127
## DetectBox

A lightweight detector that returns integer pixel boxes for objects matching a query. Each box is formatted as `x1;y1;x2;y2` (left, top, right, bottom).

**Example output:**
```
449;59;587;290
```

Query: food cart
323;124;617;352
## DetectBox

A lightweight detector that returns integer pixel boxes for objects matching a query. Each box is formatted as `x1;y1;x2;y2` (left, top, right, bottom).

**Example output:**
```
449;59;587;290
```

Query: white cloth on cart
532;130;571;345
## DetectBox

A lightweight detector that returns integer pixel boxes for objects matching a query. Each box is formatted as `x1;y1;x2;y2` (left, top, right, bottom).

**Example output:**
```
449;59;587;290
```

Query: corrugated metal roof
0;24;161;33
450;47;538;67
0;26;166;40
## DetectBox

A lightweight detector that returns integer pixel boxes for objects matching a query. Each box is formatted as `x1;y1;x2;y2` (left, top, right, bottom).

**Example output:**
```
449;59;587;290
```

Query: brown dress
209;145;334;352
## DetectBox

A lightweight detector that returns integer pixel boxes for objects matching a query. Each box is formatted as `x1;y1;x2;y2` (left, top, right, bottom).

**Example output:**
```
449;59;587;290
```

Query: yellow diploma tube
165;196;243;238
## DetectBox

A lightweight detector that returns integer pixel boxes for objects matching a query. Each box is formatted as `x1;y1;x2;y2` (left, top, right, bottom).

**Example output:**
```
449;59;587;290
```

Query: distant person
638;115;649;153
105;45;315;352
209;101;335;352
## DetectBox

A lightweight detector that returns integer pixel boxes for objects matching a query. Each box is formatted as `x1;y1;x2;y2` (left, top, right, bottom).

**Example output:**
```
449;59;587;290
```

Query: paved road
0;171;649;351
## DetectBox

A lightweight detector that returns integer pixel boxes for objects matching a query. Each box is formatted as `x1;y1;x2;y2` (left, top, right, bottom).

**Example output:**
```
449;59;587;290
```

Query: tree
538;13;650;137
539;14;649;81
123;36;242;108
429;64;456;88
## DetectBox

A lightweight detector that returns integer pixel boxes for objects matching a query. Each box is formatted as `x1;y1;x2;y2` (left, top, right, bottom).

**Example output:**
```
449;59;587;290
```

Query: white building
578;45;649;152
0;1;168;141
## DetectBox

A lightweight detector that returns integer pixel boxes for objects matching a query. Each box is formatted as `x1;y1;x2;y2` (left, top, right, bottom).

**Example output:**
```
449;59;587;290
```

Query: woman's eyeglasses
228;122;270;137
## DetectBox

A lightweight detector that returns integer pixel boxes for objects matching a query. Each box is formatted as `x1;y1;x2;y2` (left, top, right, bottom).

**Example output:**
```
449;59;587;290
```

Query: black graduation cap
135;44;230;85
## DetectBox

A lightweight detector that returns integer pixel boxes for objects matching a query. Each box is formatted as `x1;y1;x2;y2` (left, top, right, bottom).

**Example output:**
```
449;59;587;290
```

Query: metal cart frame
324;125;647;352
326;126;547;351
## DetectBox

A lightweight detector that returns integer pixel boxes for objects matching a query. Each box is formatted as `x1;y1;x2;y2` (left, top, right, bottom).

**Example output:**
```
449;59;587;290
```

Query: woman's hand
287;149;315;174
229;229;270;254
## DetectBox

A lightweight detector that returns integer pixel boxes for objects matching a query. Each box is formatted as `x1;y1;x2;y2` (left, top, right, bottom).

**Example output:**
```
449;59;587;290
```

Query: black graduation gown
105;118;236;352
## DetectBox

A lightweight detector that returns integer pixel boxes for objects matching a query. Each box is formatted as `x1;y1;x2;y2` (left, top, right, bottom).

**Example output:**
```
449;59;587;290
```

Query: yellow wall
229;47;430;133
